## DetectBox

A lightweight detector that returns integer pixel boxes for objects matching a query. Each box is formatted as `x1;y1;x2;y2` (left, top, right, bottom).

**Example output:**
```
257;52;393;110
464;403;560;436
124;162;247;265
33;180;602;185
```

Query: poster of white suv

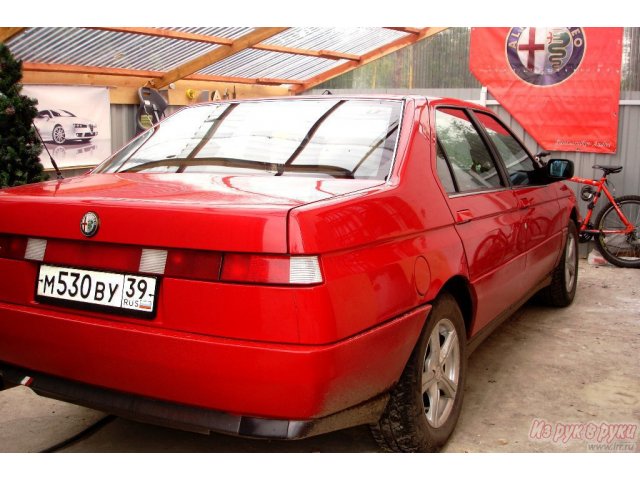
34;109;98;145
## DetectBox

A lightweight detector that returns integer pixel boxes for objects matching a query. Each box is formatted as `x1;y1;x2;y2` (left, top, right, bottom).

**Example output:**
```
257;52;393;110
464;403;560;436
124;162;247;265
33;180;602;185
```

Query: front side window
473;111;536;186
435;108;503;192
94;99;403;180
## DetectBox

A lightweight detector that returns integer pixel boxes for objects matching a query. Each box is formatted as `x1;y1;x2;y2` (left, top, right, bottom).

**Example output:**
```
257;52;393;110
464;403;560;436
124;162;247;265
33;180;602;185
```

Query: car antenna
32;121;63;180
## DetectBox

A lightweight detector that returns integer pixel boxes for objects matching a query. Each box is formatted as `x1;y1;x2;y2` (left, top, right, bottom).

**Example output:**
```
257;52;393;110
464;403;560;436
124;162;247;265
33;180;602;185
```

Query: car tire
371;293;467;452
52;124;66;145
540;221;579;307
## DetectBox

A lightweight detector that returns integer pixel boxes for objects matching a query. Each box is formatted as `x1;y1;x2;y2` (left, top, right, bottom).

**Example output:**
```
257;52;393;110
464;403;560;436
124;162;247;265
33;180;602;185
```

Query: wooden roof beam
22;62;303;86
23;62;165;79
0;27;26;43
253;43;361;61
256;77;301;86
88;27;234;46
151;27;288;89
291;27;448;94
385;27;422;35
188;74;303;86
21;69;290;104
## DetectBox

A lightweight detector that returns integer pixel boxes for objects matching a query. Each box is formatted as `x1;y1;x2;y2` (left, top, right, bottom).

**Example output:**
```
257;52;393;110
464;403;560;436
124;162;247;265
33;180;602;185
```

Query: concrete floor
1;259;639;452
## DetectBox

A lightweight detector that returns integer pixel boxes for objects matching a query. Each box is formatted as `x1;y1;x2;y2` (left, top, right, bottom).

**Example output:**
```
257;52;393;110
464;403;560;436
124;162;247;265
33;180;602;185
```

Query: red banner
470;27;623;154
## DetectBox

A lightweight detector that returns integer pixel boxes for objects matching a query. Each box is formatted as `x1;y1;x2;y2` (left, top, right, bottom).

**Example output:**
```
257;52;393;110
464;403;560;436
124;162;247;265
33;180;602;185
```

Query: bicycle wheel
594;195;640;268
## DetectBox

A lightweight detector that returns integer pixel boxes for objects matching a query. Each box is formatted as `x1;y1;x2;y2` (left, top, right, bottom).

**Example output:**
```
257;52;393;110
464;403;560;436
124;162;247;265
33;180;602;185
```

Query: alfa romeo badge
506;27;586;86
80;211;100;237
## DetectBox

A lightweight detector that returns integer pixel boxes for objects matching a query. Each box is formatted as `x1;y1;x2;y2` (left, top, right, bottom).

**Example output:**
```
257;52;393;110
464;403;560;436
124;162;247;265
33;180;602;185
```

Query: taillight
289;256;323;284
221;254;322;285
165;249;222;281
0;235;28;260
0;236;322;286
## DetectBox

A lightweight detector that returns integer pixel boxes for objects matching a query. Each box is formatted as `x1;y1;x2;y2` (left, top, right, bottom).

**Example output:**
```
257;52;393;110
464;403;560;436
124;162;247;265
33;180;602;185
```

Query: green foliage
0;42;47;188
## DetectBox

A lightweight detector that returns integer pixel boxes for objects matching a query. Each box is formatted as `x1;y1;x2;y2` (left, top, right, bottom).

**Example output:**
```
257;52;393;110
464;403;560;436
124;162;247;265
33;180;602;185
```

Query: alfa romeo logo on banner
506;27;586;86
469;27;622;154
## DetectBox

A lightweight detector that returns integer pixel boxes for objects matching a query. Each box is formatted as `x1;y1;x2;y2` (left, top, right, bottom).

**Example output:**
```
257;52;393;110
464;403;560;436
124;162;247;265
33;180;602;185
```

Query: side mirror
546;158;574;180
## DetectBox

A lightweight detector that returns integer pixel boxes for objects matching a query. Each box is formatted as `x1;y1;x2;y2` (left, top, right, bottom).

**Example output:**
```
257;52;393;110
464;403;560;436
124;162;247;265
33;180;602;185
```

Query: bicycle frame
569;175;636;235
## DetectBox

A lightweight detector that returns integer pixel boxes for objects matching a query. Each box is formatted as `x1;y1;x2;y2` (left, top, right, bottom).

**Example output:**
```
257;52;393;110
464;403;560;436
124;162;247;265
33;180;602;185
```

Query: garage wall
110;104;186;154
110;104;137;154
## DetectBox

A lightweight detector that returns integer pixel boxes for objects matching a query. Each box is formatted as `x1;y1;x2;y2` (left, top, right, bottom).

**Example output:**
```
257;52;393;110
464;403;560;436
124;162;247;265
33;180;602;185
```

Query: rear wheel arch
438;276;474;339
392;275;473;389
372;292;468;451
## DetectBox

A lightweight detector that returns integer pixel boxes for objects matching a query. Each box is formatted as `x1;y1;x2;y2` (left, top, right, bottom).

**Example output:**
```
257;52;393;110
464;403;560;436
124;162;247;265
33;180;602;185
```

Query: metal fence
110;104;138;154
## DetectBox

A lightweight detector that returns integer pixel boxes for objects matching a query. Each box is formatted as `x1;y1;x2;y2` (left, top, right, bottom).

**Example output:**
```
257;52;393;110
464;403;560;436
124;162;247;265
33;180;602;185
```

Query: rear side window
435;108;503;192
473;111;536;186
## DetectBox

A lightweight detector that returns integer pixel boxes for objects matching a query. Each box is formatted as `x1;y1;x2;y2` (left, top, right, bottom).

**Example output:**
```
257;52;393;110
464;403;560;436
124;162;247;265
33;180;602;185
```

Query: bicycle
569;164;640;268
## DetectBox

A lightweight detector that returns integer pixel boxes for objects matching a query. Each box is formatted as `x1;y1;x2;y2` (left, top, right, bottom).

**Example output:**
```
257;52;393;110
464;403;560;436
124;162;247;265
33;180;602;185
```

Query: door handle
456;209;473;224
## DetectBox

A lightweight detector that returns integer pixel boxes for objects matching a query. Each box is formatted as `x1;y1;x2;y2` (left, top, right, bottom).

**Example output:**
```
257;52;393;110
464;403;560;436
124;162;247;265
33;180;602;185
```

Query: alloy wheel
564;232;577;293
53;126;65;144
422;318;460;428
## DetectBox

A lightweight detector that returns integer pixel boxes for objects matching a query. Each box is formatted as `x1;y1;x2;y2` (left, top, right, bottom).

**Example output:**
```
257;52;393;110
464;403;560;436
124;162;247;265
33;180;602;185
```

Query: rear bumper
0;301;427;424
0;363;389;439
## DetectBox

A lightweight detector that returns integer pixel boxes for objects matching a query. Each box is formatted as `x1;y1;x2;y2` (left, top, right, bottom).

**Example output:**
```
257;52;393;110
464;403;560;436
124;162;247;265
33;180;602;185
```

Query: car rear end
0;96;428;438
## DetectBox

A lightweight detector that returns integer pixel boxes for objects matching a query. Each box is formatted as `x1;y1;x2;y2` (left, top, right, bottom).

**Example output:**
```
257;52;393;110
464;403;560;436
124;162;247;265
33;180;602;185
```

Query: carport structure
1;27;447;104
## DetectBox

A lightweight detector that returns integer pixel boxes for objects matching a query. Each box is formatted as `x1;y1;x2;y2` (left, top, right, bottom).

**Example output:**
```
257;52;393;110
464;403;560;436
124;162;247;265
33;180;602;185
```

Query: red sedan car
0;96;577;452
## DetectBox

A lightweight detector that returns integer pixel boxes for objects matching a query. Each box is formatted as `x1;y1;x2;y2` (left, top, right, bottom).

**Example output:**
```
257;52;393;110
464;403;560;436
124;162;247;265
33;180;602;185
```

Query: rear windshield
94;99;403;180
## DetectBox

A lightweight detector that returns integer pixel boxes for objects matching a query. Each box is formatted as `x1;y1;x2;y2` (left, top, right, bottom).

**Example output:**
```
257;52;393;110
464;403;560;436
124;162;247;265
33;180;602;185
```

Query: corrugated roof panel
7;27;221;72
5;27;420;83
263;27;409;55
165;27;254;40
198;49;346;80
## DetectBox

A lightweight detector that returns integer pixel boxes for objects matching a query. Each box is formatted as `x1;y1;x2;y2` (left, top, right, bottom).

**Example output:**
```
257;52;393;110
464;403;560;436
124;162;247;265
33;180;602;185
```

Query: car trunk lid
0;173;382;253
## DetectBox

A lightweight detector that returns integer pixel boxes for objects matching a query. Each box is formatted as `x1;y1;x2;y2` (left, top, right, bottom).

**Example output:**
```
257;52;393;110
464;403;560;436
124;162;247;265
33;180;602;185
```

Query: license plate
36;265;158;317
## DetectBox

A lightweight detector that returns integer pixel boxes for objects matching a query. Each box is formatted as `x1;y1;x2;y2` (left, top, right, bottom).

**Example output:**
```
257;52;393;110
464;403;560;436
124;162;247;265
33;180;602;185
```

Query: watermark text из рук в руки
529;419;638;451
